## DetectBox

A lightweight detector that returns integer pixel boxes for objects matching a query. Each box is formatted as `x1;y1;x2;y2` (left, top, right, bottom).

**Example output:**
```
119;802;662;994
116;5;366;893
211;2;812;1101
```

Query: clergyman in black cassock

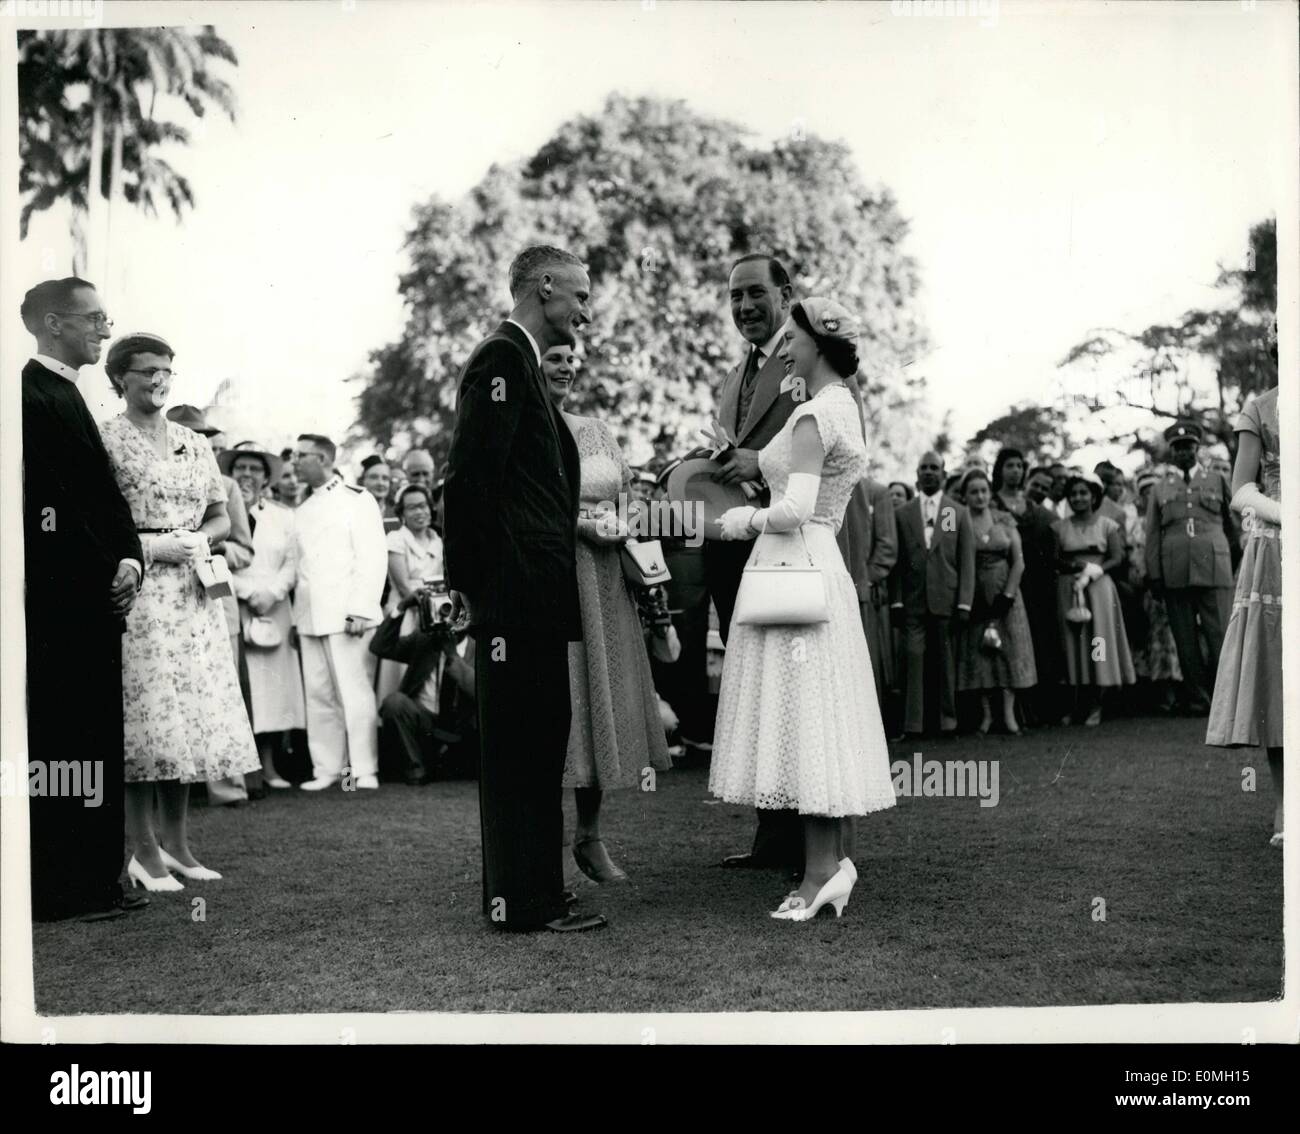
23;347;143;920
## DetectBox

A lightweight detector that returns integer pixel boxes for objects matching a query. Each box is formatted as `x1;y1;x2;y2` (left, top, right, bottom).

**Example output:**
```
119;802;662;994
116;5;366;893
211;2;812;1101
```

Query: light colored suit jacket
292;479;387;635
716;345;800;451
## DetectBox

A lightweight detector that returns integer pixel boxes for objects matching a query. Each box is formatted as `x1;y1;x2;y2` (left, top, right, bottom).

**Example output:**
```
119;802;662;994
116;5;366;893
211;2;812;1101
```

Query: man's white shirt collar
33;354;80;383
750;328;785;366
506;318;542;368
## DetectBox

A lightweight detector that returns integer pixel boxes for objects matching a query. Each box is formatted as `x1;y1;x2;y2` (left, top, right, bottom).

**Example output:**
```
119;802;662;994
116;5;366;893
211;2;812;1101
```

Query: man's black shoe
543;912;608;933
721;852;790;869
118;893;150;912
77;905;127;923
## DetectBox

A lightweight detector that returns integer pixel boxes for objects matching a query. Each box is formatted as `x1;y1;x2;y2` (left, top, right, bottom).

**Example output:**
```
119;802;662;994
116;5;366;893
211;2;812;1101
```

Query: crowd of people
20;251;1283;932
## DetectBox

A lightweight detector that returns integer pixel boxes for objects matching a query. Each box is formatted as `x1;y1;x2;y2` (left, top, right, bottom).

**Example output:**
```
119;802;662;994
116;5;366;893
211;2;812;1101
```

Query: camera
416;577;455;632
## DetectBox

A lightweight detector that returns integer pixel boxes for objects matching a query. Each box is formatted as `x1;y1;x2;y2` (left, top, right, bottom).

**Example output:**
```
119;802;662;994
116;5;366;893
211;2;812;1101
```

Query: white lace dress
708;386;897;817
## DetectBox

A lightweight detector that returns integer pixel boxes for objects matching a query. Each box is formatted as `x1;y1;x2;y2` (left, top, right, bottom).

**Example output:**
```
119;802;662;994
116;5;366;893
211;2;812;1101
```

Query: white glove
1230;481;1282;527
145;532;191;565
173;529;211;562
1078;561;1104;583
750;473;820;533
718;505;758;541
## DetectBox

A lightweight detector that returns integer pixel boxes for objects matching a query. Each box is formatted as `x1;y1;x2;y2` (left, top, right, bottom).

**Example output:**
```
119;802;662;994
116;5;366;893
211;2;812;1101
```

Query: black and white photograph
1;0;1297;1073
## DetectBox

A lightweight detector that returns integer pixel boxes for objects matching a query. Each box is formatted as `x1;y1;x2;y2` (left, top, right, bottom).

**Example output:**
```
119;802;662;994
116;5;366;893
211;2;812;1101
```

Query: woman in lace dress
1207;386;1283;846
710;299;896;922
100;334;259;891
542;345;670;884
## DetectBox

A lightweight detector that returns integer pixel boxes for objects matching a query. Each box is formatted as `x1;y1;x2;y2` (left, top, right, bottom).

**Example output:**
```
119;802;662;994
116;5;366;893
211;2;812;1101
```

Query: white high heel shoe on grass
158;848;222;881
771;867;854;921
127;855;184;893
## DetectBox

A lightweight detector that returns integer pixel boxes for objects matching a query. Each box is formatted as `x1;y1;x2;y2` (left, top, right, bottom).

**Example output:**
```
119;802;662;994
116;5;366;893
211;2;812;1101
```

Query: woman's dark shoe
573;838;628;884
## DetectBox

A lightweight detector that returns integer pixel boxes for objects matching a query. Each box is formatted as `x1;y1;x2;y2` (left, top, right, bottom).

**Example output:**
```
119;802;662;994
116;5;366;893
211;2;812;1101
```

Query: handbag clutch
621;538;672;587
242;613;283;648
733;526;829;626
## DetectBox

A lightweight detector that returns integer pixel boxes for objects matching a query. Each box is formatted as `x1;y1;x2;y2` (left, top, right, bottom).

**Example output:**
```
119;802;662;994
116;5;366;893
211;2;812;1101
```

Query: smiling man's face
729;259;790;347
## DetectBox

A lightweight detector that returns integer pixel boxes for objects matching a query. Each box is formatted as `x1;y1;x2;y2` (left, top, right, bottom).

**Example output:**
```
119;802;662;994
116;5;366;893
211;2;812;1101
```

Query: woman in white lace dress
710;299;896;921
542;345;671;885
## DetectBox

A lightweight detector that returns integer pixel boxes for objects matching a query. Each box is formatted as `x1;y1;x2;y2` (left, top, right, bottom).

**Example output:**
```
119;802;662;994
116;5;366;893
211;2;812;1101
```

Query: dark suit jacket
716;344;799;452
370;608;475;705
836;478;898;602
443;322;582;640
889;493;976;618
22;360;143;628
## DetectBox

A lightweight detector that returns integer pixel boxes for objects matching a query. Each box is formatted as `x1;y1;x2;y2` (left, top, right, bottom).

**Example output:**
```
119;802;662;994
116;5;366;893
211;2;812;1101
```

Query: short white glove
145;532;190;566
750;472;820;533
173;529;211;561
1230;481;1282;528
718;505;758;541
1079;561;1104;583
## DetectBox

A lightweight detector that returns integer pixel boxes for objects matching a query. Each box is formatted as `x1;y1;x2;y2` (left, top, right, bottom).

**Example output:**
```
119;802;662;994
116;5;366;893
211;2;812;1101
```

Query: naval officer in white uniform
292;433;388;790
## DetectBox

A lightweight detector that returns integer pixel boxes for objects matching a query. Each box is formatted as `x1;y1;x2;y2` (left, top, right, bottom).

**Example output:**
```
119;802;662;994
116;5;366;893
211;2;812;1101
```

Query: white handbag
733;525;829;626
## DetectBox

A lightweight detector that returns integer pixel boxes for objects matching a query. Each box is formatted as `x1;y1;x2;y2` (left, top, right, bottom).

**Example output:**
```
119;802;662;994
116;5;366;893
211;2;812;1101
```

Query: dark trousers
1165;585;1232;710
475;631;571;931
379;691;437;782
902;613;957;734
653;543;712;743
28;613;127;920
705;537;802;869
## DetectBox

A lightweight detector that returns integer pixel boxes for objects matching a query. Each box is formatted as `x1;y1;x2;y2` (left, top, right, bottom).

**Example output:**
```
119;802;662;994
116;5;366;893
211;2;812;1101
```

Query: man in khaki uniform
1145;420;1239;714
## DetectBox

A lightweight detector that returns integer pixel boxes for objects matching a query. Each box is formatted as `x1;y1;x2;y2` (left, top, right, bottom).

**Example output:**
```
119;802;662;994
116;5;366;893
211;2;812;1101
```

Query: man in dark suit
837;476;899;703
1146;419;1239;714
21;277;147;922
890;451;976;738
370;595;477;783
708;254;806;872
1021;465;1064;723
443;245;605;933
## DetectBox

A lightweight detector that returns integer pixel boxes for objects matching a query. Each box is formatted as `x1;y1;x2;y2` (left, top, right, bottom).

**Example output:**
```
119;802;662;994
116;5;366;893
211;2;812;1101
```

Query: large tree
354;94;929;474
18;27;237;279
1056;218;1276;454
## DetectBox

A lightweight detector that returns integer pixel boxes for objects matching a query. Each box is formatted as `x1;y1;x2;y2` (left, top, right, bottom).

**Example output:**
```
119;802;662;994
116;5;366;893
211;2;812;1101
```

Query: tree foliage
1056;218;1276;452
354;94;929;473
18;27;237;268
964;401;1068;465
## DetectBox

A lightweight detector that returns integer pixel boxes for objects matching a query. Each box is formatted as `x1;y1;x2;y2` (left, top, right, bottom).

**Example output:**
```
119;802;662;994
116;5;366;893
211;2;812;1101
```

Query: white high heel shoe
158;848;222;881
776;857;857;913
771;867;854;921
128;855;184;893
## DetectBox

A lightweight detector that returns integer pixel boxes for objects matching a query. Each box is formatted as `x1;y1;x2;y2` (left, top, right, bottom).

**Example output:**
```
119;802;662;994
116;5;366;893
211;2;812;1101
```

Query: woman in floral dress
957;469;1037;734
100;334;259;891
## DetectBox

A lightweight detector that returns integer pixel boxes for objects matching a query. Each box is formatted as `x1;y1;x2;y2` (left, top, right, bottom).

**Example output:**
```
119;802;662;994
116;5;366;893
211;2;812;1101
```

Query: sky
5;0;1296;475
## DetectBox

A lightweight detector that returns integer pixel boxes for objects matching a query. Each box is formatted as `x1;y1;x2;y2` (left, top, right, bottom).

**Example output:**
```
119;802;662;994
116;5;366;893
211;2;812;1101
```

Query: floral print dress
101;416;260;783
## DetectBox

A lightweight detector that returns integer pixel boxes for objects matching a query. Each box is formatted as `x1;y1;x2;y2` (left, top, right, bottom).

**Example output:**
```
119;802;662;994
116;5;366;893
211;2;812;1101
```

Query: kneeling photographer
370;579;476;784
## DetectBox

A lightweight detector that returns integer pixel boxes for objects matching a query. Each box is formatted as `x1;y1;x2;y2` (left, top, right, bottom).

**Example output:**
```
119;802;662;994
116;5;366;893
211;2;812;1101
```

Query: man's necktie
249;504;258;537
736;347;762;431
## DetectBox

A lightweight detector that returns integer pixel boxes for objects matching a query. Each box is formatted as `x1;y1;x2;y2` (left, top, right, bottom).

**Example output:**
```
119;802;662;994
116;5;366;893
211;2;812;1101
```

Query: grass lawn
32;715;1282;1015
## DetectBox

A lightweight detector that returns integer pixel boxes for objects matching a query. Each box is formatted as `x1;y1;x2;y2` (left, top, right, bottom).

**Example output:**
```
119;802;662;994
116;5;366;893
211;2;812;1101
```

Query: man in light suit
890;451;976;738
1145;419;1239;714
292;433;388;791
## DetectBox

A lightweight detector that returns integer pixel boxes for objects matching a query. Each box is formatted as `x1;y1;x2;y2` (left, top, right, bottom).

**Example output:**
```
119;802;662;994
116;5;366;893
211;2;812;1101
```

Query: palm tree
17;27;237;278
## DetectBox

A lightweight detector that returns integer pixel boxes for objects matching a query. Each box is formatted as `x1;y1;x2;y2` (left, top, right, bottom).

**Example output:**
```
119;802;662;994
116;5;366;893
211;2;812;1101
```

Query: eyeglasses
124;367;176;380
55;311;114;330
